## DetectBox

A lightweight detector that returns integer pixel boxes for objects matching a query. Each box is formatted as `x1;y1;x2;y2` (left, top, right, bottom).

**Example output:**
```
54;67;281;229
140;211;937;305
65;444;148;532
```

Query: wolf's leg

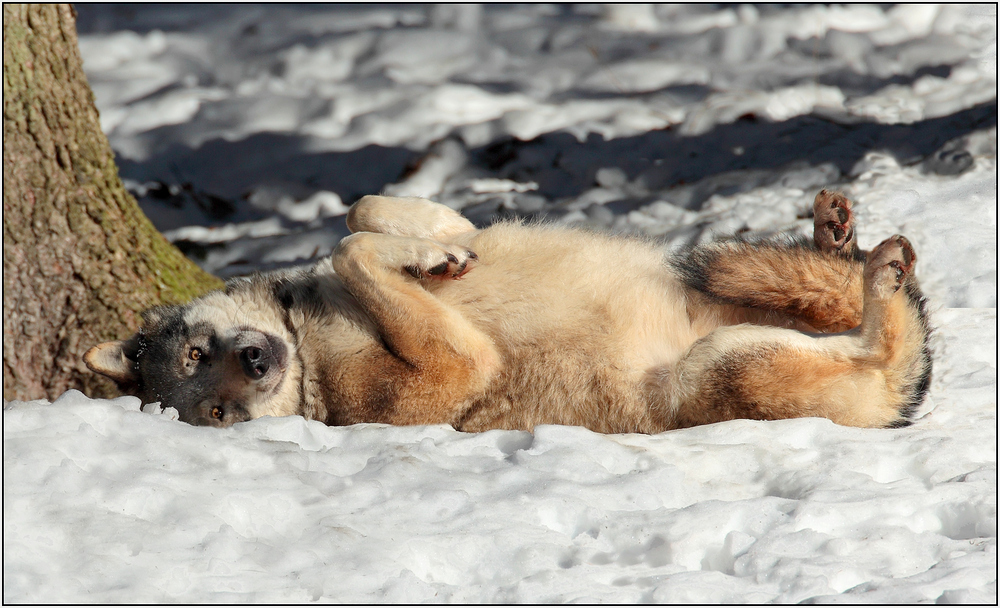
330;231;499;426
669;236;931;429
673;191;868;332
347;195;477;241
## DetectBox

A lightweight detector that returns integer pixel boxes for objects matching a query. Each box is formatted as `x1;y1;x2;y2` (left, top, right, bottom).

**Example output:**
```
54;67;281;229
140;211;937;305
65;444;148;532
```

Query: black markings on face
134;315;234;423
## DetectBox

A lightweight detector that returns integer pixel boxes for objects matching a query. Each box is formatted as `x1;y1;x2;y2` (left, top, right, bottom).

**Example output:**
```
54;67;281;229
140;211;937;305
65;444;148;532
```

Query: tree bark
3;4;224;401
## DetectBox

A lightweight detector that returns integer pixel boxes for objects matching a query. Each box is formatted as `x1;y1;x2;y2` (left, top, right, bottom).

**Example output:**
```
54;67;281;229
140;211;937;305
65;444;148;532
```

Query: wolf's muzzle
240;345;272;379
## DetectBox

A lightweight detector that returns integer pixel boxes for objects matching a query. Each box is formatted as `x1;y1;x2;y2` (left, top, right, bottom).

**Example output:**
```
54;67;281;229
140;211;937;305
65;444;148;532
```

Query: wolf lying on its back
85;191;931;432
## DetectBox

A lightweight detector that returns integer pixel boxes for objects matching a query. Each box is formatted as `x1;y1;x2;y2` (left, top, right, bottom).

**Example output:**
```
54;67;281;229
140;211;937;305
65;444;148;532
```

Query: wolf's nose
239;346;270;379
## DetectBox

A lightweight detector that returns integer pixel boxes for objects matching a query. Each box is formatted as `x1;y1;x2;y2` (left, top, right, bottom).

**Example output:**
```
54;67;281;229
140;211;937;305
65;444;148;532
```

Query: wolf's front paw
404;244;478;280
813;190;856;255
865;235;916;298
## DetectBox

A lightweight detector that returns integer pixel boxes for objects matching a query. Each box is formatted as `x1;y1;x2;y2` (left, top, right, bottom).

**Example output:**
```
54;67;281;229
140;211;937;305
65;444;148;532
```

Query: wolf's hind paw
866;235;916;298
813;190;856;255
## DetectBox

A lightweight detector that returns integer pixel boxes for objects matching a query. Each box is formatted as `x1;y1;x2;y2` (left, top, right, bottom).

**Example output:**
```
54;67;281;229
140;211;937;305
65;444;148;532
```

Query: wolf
85;190;931;432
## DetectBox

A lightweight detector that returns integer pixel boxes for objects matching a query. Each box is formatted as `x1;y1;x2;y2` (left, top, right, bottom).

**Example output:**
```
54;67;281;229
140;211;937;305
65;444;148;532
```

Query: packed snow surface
4;307;997;603
4;4;997;603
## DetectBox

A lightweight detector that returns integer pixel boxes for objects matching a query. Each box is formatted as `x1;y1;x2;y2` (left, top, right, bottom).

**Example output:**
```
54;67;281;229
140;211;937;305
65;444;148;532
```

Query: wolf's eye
189;348;203;361
211;406;223;420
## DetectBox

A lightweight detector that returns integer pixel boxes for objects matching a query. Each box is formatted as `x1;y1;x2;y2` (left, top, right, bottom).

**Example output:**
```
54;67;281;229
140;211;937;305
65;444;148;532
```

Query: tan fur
85;192;931;432
689;244;864;332
300;195;927;431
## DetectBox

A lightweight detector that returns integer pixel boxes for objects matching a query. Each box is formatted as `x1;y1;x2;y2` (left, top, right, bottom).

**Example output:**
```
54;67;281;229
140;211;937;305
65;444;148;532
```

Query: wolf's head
85;282;302;427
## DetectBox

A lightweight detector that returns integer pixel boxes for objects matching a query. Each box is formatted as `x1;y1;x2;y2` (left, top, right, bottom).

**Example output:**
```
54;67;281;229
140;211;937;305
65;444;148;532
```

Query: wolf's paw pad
866;235;916;297
405;246;478;280
813;189;856;255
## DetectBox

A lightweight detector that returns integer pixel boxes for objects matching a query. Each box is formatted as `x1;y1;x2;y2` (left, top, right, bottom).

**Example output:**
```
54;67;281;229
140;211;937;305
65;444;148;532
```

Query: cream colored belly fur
429;223;703;432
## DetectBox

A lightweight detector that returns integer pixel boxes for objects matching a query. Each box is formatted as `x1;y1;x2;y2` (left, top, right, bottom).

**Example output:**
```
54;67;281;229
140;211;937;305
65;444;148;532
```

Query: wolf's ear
84;339;139;385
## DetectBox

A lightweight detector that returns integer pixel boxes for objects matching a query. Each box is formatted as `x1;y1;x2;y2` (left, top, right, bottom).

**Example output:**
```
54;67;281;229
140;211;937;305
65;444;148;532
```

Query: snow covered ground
4;4;997;603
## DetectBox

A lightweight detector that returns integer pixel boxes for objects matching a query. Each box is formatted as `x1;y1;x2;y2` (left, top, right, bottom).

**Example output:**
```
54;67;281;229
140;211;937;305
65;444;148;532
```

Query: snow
4;4;997;603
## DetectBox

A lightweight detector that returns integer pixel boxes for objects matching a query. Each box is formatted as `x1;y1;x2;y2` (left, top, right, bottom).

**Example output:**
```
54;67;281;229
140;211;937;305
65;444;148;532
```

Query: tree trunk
3;4;224;401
